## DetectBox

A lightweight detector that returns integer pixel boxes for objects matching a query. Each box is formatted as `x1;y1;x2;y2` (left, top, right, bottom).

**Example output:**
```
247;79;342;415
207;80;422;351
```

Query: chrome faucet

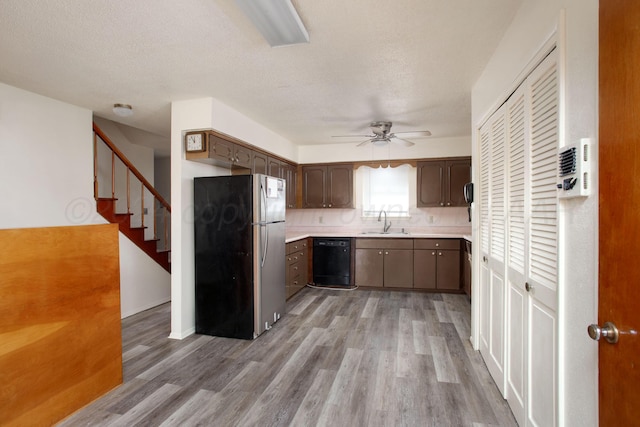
378;209;392;233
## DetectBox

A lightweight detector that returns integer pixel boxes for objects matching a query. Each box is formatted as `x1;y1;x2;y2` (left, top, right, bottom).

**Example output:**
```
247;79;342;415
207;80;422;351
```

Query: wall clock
185;132;206;152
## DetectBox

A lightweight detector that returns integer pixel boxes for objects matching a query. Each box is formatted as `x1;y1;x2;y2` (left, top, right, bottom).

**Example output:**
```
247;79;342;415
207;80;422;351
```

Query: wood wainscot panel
0;224;122;427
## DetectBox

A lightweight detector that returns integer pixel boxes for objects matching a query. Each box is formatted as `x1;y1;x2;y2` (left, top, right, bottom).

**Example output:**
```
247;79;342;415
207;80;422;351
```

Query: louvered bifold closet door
478;119;491;357
477;47;560;426
478;104;507;395
505;84;528;427
526;48;559;427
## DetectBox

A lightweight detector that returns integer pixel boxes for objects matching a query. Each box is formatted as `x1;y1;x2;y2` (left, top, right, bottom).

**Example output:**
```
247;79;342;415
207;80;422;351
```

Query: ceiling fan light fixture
113;103;133;117
334;120;430;147
235;0;309;47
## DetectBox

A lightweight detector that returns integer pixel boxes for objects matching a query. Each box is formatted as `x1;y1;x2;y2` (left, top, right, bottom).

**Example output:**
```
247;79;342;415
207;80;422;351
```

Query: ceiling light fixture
113;103;133;117
235;0;309;47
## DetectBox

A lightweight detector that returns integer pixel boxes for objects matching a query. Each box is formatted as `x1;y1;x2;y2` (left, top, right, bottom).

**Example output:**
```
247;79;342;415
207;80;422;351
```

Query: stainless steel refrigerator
193;174;286;339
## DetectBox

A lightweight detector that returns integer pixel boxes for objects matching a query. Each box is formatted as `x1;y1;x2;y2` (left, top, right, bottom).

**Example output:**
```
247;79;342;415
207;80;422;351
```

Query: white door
479;48;559;427
506;83;528;425
525;49;559;427
478;104;507;395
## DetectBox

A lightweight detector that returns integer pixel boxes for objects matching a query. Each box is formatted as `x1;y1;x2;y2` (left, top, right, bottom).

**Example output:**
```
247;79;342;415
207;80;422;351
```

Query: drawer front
356;238;413;249
288;260;301;280
287;238;308;255
414;238;461;250
287;252;302;263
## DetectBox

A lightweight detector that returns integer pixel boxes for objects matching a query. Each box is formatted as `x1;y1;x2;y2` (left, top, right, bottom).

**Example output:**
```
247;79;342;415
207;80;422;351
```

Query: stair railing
93;123;171;253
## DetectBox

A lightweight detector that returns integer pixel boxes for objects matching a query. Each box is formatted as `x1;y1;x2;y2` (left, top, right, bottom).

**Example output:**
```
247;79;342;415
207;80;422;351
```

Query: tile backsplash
286;207;471;235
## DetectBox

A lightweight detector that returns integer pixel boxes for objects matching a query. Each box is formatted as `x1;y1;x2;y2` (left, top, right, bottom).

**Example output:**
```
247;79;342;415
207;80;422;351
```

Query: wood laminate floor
58;288;516;427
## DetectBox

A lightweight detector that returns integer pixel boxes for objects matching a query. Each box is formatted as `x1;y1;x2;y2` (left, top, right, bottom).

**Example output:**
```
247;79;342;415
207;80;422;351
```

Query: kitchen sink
359;231;410;236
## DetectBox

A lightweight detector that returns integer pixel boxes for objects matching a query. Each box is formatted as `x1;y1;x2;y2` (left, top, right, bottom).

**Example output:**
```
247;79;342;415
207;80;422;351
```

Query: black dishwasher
313;238;351;286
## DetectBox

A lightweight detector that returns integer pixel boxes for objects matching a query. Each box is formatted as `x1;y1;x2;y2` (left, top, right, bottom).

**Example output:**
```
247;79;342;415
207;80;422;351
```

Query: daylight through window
361;164;411;217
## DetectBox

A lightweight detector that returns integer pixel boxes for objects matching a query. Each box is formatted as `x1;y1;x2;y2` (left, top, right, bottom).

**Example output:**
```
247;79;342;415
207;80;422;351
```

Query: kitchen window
361;164;411;217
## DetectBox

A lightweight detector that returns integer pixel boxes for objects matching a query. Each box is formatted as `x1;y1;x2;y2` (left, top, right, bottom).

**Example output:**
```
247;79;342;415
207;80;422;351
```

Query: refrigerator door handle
260;183;269;268
260;180;267;222
263;223;269;268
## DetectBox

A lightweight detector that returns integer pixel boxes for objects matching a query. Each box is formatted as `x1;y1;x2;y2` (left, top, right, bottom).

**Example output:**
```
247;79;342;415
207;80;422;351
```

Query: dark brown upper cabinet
302;164;353;208
251;151;268;174
280;162;298;209
417;157;471;207
268;157;281;178
208;133;252;169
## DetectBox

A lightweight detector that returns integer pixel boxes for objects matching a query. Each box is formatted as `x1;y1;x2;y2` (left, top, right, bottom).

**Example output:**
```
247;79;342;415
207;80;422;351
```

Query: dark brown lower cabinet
435;249;461;290
355;239;413;288
463;239;472;297
354;248;384;287
414;239;461;290
413;249;437;289
383;249;414;288
286;238;308;299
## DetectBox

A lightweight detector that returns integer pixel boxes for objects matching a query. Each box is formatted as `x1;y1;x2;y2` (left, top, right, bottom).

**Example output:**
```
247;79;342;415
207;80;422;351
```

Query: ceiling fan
332;121;432;147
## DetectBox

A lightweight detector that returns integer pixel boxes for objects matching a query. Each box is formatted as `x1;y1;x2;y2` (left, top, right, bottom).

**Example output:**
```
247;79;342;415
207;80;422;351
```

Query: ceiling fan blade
392;137;415;147
356;139;374;147
332;134;374;138
392;130;432;138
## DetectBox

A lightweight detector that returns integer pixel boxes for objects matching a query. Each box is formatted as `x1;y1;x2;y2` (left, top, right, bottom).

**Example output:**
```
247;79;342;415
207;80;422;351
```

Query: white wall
170;97;300;339
93;117;171;318
0;83;170;319
471;1;598;426
0;82;95;228
154;156;171;202
298;136;470;164
119;234;171;318
170;98;234;339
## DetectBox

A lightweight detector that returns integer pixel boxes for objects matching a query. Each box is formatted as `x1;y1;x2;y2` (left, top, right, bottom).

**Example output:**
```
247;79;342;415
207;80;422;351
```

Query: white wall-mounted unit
557;138;591;198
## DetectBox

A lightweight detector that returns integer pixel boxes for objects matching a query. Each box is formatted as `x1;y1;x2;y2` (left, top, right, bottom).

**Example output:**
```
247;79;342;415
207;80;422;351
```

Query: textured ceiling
0;0;521;150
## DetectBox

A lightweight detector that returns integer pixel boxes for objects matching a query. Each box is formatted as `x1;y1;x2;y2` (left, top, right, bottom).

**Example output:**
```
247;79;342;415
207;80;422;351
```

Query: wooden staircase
93;123;171;273
96;198;171;272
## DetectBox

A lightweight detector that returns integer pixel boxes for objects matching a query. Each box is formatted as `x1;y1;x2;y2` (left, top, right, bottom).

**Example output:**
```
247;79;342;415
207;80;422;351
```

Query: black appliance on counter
312;238;351;286
464;182;474;222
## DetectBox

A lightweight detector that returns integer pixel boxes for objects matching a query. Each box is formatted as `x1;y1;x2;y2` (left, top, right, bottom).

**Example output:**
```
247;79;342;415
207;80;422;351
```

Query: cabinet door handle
329;204;332;207
379;251;383;255
438;252;443;256
447;202;451;206
385;251;389;255
435;243;439;247
432;252;436;256
440;202;444;206
293;266;298;271
323;204;326;208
